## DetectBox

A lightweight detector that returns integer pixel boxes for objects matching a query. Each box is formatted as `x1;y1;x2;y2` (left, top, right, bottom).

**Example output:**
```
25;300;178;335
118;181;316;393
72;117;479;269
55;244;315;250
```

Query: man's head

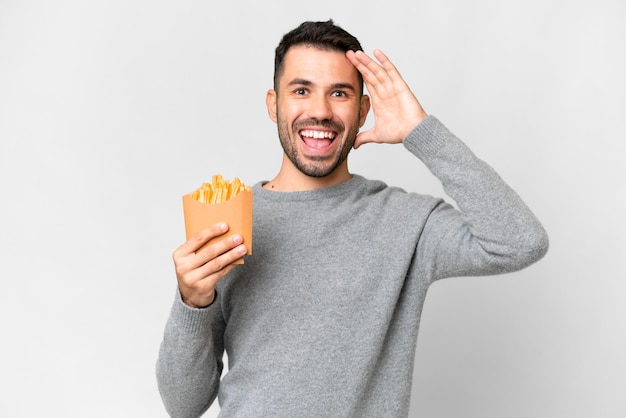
267;20;370;180
273;20;364;95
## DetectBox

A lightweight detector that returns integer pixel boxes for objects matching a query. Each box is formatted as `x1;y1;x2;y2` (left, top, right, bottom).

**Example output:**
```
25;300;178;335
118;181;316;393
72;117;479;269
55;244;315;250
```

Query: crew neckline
253;174;365;202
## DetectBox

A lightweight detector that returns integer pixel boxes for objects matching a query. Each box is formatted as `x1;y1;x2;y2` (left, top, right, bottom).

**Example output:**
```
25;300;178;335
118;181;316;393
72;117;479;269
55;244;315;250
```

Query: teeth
300;130;336;139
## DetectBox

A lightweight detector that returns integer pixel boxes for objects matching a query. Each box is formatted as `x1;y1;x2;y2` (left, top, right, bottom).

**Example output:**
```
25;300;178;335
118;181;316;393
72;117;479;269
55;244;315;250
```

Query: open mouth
299;129;337;149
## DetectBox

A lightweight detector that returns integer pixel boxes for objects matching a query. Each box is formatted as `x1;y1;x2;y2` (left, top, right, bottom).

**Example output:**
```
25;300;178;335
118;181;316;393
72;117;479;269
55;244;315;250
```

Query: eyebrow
286;78;357;92
287;78;314;87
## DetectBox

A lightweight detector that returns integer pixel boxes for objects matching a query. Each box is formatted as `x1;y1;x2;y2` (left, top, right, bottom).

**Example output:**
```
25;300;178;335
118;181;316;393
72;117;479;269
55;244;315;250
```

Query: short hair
273;20;364;93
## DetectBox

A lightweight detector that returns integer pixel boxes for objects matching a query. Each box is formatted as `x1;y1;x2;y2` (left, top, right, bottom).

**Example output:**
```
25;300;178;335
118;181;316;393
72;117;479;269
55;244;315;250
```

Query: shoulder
351;175;442;212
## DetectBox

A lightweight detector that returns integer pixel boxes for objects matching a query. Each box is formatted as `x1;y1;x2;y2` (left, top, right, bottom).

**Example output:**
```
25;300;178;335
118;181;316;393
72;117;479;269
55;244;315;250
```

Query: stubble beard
276;115;360;178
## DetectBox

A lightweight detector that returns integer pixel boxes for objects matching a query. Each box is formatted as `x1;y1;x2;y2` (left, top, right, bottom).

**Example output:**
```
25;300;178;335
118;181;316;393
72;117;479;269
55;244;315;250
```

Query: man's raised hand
346;49;427;149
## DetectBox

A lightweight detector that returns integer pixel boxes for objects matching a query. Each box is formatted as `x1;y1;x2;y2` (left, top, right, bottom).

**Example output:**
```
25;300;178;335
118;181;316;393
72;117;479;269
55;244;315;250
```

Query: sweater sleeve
404;116;549;281
156;290;225;418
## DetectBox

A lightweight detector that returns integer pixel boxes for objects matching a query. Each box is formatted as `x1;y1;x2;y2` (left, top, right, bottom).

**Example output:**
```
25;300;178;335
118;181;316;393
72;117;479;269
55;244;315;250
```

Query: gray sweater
156;116;549;417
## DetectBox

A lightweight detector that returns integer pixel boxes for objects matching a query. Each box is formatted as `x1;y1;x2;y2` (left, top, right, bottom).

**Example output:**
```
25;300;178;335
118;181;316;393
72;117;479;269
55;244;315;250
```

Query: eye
294;88;308;95
331;90;347;98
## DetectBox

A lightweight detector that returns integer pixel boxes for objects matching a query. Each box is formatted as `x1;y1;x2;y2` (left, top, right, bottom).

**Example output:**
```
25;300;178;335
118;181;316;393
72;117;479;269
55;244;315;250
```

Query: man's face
267;45;369;178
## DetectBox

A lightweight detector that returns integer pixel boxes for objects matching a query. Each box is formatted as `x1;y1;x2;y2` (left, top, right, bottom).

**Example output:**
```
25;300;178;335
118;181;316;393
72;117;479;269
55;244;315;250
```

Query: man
157;20;548;417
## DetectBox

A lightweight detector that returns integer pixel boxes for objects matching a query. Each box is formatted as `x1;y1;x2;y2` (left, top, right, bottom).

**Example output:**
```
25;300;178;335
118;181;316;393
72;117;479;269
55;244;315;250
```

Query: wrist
181;289;217;309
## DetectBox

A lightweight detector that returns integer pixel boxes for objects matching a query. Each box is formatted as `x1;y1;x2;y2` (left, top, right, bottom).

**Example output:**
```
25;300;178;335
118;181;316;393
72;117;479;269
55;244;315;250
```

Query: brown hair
273;20;364;93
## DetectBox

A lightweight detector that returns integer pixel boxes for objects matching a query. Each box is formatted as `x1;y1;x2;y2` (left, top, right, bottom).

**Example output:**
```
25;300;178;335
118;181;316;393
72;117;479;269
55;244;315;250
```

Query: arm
156;293;225;418
347;49;548;277
406;116;549;279
156;223;247;417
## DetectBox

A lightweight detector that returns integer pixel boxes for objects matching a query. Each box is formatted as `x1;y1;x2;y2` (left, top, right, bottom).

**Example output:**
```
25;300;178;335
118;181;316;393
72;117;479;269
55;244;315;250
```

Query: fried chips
191;174;252;204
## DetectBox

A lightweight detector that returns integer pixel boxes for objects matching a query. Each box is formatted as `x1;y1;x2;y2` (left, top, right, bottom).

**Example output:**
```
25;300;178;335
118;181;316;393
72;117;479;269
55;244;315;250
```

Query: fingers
372;49;400;77
348;48;427;147
173;222;248;308
177;222;229;256
347;50;384;91
346;49;401;93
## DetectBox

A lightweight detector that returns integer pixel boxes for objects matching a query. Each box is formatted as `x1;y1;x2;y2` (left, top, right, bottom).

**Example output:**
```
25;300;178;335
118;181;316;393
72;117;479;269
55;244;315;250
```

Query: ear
359;94;370;127
266;89;277;123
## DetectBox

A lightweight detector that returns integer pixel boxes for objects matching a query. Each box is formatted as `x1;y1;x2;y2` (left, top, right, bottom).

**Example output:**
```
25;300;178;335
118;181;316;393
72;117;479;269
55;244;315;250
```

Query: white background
1;0;624;417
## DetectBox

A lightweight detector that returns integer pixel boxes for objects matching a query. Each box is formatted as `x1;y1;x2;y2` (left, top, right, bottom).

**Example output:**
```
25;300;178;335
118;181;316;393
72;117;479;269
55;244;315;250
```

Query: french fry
190;175;252;204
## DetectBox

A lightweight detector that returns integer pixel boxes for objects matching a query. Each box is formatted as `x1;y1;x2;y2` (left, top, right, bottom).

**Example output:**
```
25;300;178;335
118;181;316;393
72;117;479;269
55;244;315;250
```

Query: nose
306;94;333;121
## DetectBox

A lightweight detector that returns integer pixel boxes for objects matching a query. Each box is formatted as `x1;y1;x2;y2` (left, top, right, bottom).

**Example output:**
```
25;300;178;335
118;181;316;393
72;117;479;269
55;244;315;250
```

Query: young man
157;20;548;417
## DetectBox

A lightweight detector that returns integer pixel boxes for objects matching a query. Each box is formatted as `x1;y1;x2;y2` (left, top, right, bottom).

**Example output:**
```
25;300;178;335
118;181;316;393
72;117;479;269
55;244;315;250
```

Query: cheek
335;105;361;126
277;99;305;120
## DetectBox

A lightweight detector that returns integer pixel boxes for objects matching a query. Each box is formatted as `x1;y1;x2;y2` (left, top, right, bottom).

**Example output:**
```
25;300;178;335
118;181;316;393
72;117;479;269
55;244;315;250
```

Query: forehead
279;45;359;88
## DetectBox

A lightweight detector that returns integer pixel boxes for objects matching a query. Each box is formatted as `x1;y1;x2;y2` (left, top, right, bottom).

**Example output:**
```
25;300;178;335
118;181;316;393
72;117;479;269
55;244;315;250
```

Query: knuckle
211;258;225;273
175;265;187;278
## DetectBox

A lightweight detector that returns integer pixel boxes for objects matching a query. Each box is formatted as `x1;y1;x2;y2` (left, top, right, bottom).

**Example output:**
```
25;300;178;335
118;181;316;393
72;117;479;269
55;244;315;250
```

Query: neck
263;154;352;192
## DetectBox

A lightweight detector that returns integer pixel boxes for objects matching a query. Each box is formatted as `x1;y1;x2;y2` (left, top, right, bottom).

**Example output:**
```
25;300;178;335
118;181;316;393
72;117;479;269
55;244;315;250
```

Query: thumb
353;129;376;149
